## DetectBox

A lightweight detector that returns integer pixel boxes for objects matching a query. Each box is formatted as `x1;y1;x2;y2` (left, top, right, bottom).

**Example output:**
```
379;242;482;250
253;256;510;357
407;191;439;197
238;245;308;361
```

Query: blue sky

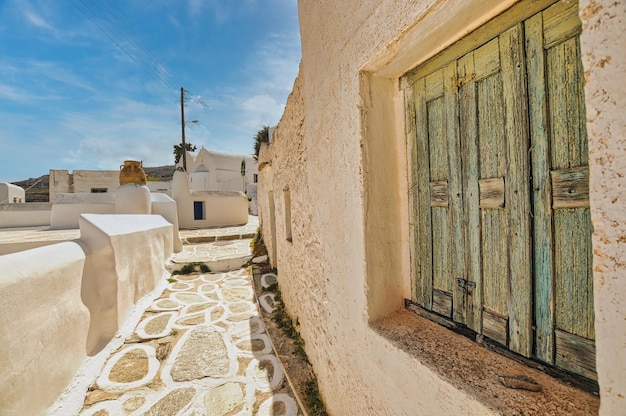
0;0;301;182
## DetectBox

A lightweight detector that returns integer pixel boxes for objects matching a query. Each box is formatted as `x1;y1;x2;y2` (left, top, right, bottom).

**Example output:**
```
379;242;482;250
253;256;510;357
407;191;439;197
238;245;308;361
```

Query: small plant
169;329;178;336
167;277;177;283
171;262;210;275
270;286;307;362
263;282;279;293
250;226;262;249
303;378;328;416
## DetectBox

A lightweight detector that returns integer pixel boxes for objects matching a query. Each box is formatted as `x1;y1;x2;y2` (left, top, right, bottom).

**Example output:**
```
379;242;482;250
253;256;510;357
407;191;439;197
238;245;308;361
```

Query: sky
0;0;301;182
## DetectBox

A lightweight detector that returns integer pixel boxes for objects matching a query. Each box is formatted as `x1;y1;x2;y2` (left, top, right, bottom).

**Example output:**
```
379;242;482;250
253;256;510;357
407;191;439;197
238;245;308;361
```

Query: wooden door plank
525;12;555;365
548;38;588;169
546;20;594;343
458;51;482;333
433;290;453;318
479;177;505;209
404;0;559;84
476;57;509;321
483;309;509;346
473;38;500;80
414;79;434;309
554;208;595;339
500;24;532;358
555;329;597;380
543;0;582;49
404;85;420;303
551;166;590;208
430;180;449;207
427;91;452;295
444;61;466;324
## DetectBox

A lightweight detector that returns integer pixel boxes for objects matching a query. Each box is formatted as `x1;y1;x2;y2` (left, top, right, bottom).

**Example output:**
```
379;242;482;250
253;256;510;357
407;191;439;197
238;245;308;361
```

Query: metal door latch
457;278;476;292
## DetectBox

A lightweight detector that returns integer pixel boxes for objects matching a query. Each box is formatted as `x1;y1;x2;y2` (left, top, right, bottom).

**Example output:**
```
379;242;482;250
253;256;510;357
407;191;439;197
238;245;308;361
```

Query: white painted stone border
257;393;298;416
96;344;159;391
135;312;176;339
258;293;276;313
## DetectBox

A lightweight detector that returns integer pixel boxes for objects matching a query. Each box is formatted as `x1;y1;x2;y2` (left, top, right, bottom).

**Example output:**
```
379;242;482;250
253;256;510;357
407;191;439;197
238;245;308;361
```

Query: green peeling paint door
404;0;595;379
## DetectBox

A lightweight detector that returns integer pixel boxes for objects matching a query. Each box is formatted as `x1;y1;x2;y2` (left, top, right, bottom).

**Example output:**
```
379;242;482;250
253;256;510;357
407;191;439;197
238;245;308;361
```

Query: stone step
167;239;253;273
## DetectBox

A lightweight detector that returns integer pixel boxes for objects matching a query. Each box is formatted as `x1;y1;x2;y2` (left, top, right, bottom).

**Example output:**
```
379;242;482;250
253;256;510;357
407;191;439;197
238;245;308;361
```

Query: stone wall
258;0;624;414
49;170;119;201
257;62;327;336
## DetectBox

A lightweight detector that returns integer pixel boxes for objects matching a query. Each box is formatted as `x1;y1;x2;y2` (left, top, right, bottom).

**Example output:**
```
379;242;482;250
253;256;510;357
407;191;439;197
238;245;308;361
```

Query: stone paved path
78;266;300;416
70;217;302;416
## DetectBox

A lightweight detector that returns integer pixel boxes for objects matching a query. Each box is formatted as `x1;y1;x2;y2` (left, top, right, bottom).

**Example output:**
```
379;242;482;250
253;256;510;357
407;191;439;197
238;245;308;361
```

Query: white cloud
24;10;56;32
59;99;183;170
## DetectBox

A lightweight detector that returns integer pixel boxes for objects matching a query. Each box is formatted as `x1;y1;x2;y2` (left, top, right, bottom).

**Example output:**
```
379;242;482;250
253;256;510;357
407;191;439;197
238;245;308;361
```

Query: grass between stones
171;262;210;275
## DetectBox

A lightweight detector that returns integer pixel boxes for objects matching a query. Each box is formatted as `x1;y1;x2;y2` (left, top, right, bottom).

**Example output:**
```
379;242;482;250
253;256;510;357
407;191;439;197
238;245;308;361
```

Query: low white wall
0;242;90;416
79;214;173;355
50;193;115;229
151;193;183;252
0;202;51;228
0;214;173;416
51;203;114;229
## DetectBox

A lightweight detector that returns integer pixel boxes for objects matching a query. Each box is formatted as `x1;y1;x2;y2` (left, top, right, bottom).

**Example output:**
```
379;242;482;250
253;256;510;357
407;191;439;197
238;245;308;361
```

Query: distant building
49;169;171;201
49;170;121;201
0;183;25;203
176;147;258;215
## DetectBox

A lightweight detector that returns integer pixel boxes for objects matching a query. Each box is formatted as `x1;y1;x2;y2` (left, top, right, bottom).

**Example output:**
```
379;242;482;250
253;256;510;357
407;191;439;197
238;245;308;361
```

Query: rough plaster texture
0;202;51;228
114;184;152;215
49;169;119;200
579;1;626;414
79;214;173;355
0;242;90;416
256;0;622;414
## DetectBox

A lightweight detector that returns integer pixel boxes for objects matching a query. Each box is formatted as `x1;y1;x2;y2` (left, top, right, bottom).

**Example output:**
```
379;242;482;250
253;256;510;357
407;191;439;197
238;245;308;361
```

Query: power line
69;0;179;95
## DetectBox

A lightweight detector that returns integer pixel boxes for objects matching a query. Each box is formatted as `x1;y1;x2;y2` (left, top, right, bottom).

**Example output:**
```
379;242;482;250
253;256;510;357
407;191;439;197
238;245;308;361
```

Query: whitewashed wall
257;0;624;414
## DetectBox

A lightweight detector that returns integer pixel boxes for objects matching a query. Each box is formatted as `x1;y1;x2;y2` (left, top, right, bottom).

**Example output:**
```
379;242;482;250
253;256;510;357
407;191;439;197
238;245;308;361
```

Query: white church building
176;147;258;215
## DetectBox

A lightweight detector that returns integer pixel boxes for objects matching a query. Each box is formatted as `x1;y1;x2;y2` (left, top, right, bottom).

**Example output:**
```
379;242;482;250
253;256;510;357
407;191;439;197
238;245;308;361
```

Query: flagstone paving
79;266;301;416
73;215;302;416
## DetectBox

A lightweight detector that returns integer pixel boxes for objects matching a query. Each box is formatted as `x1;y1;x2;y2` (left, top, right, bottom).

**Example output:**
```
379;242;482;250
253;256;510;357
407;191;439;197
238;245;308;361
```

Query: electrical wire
69;0;180;95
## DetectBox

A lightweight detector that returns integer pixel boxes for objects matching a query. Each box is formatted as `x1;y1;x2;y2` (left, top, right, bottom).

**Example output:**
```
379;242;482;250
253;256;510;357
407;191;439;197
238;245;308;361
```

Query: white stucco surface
0;242;89;416
172;171;249;229
114;184;152;214
0;202;51;228
50;193;115;229
256;0;621;414
580;0;626;414
79;214;173;354
0;182;25;203
151;192;183;252
0;213;179;415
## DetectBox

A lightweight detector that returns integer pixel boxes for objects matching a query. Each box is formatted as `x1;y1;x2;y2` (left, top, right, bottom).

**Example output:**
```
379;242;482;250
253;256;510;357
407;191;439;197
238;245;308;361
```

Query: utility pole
180;87;187;172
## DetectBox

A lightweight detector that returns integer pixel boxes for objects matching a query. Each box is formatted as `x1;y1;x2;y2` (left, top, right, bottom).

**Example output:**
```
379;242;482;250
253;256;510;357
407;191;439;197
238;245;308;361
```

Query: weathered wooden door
457;23;533;357
405;0;595;379
526;1;595;379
